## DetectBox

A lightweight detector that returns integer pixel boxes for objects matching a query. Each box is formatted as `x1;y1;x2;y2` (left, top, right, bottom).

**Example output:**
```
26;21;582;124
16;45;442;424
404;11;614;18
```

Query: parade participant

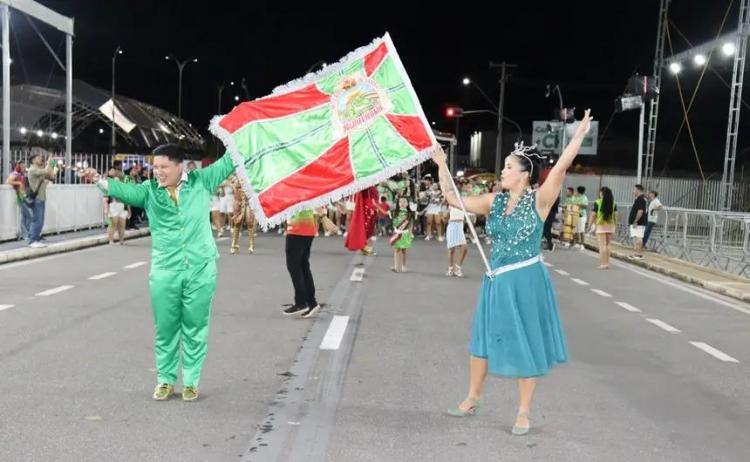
85;144;236;402
230;175;257;254
445;205;468;277
424;183;444;241
344;186;379;256
437;110;593;435
282;209;320;318
390;195;414;273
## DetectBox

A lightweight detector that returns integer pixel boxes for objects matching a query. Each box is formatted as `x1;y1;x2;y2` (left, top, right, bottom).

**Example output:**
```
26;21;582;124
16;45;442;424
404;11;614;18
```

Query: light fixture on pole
694;54;707;66
111;45;123;156
165;54;199;118
461;72;523;168
217;80;237;113
722;42;736;56
668;62;682;74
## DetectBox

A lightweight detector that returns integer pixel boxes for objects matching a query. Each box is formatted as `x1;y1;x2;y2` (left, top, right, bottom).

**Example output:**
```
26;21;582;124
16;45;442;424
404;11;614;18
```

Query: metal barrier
565;173;749;212
0;184;106;241
609;203;750;278
9;150;114;185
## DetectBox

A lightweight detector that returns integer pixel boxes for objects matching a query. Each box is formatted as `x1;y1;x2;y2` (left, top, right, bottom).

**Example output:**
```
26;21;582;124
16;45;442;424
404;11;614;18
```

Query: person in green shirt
86;144;236;402
570;186;589;249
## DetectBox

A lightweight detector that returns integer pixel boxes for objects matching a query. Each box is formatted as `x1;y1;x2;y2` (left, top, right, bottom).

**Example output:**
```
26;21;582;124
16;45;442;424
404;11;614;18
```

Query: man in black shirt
628;184;648;259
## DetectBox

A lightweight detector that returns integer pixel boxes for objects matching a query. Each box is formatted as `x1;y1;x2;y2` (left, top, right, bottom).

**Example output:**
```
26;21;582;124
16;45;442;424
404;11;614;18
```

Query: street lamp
217;80;237;113
165;54;199;118
545;83;569;156
461;77;524;143
306;60;327;74
111;45;123;156
463;63;517;177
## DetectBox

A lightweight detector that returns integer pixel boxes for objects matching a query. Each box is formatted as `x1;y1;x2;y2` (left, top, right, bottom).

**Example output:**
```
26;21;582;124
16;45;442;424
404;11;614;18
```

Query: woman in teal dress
434;110;593;435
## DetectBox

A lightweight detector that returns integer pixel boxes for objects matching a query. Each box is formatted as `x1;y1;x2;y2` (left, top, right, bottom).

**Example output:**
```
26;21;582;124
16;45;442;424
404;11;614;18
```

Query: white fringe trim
208;31;439;230
270;33;389;96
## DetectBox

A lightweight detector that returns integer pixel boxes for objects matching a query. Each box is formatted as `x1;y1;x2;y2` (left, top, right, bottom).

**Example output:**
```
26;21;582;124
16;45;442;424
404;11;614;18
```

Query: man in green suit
87;144;235;401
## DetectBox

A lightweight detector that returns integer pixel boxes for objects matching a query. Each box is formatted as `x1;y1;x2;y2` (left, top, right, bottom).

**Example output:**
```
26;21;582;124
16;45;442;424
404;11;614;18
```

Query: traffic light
445;106;463;118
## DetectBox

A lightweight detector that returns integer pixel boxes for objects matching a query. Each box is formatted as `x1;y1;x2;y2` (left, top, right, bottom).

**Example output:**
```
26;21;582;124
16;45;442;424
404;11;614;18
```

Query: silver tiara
511;142;543;180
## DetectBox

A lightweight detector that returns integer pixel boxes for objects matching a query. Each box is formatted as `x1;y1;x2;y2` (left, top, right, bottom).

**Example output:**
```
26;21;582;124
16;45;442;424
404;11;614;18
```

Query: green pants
148;260;217;387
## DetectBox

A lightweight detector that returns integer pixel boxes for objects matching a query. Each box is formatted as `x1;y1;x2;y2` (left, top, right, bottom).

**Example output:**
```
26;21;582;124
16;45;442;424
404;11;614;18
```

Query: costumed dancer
390;195;414;273
344;186;379;256
437;110;593;435
230;175;257;254
85;144;236;402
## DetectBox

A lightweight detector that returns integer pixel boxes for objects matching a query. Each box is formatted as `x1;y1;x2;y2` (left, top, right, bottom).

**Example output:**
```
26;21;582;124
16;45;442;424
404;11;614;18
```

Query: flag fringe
270;33;389;96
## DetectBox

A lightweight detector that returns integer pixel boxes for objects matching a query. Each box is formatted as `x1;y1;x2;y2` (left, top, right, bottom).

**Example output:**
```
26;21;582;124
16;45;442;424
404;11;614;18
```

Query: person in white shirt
643;190;663;249
445;205;468;277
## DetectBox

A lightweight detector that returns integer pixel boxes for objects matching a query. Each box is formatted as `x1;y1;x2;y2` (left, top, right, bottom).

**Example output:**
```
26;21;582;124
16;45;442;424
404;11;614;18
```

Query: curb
582;242;750;304
0;228;151;265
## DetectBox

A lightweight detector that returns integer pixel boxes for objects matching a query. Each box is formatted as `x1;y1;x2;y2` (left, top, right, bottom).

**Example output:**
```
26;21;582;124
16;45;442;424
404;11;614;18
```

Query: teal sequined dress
470;189;568;378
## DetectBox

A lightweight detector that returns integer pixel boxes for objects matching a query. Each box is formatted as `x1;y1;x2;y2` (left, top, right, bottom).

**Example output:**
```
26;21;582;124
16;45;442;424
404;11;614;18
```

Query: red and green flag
210;32;437;229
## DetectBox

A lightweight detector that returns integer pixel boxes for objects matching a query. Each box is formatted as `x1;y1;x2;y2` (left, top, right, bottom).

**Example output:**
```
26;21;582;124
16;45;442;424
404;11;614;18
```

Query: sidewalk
0;227;151;264
581;236;750;303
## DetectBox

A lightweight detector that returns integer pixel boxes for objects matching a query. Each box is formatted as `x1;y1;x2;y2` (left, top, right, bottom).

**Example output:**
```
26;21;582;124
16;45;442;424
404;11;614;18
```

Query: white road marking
88;272;117;280
571;278;589;286
124;261;146;269
36;285;74;297
554;269;570;276
320;316;350;350
689;342;739;363
216;237;228;242
646;318;681;334
615;301;642;313
544;262;554;268
0;304;14;311
579;249;750;316
591;289;612;298
350;268;365;282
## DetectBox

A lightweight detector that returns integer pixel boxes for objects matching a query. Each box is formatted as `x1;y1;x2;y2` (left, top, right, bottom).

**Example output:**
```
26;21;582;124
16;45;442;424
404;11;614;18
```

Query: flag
210;32;437;229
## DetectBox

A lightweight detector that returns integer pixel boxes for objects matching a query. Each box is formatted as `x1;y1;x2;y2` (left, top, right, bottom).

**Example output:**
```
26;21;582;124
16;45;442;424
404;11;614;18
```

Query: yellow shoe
152;383;174;401
182;386;199;402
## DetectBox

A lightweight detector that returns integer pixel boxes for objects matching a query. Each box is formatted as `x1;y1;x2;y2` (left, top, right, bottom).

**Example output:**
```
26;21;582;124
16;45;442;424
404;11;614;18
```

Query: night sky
14;1;749;175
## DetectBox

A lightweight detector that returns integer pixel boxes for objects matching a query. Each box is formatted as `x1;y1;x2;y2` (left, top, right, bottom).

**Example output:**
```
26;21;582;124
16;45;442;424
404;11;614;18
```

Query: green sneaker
182;386;199;402
152;383;174;401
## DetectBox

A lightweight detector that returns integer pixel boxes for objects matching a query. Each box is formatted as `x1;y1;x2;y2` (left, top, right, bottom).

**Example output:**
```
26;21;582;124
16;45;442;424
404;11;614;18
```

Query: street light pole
166;55;198;118
489;61;517;177
111;45;122;156
452;116;460;174
216;80;236;114
546;84;566;157
462;78;524;142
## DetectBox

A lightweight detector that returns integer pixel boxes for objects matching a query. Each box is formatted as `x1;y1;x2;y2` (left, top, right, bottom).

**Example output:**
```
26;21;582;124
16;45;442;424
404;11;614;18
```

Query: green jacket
105;154;235;270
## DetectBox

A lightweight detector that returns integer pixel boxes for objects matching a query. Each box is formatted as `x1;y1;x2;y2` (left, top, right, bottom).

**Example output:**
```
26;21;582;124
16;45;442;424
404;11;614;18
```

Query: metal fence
8;150;131;184
603;203;750;278
565;173;750;212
